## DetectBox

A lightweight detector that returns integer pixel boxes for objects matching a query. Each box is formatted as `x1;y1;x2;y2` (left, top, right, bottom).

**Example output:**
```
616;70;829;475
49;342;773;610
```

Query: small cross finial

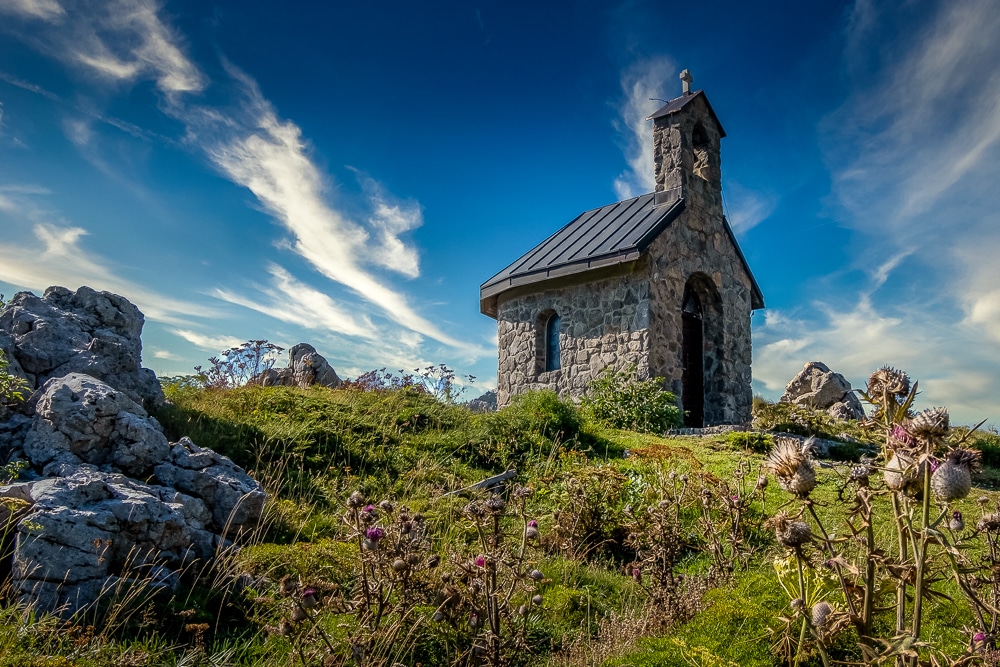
680;69;693;96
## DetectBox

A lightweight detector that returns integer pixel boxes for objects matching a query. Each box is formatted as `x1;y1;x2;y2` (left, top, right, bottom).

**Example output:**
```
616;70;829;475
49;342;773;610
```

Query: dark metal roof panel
480;190;684;295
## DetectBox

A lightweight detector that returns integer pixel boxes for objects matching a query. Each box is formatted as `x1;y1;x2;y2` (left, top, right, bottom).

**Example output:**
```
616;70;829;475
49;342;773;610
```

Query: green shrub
481;390;582;468
722;430;772;453
970;430;1000;469
0;349;28;409
580;366;682;434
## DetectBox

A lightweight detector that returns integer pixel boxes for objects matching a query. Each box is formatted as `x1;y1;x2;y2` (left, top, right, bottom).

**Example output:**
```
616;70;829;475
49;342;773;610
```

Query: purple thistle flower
302;588;315;597
365;526;384;541
475;555;486;568
527;519;538;528
363;504;375;513
930;458;940;472
974;632;987;642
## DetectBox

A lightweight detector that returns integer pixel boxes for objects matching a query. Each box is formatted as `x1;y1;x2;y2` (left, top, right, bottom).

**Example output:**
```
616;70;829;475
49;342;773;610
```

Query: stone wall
647;93;754;424
495;269;651;407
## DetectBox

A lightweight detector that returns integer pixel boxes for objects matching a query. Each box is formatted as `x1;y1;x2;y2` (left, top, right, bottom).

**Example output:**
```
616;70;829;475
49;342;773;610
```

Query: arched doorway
681;285;704;427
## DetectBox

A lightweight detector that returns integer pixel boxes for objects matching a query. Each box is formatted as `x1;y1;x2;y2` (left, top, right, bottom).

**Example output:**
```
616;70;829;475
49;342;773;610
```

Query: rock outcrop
467;390;498;413
780;361;865;421
257;343;341;389
0;286;163;410
0;287;266;618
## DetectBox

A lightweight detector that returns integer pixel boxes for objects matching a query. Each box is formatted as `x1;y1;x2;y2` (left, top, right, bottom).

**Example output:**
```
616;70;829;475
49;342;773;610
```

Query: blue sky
1;0;999;425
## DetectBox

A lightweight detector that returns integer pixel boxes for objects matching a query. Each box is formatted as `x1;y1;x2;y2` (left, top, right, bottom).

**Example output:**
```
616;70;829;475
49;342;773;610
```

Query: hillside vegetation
3;365;1000;667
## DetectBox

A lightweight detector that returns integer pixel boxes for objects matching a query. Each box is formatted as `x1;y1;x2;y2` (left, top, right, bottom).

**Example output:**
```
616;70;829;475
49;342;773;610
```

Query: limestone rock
0;286;268;618
780;362;865;421
4;469;219;617
22;373;169;477
467;390;498;413
257;343;341;389
153;437;266;534
0;286;163;409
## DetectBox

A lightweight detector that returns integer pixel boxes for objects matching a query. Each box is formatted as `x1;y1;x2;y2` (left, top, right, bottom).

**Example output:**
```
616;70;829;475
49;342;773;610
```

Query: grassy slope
1;385;995;666
155;387;1000;665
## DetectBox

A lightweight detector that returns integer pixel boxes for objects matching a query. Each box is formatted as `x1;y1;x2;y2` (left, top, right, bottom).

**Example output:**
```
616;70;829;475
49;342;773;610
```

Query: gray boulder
0;286;163;410
780;361;865;421
153;437;267;535
3;469;218;617
258;343;341;389
22;373;169;477
0;286;268;618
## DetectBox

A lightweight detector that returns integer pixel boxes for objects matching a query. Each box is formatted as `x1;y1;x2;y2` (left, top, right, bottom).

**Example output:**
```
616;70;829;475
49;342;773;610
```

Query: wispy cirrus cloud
755;0;1000;424
0;0;481;359
0;187;212;324
211;264;375;340
0;221;212;325
192;66;469;349
0;0;65;21
612;56;675;200
0;0;205;95
170;329;244;352
725;182;776;235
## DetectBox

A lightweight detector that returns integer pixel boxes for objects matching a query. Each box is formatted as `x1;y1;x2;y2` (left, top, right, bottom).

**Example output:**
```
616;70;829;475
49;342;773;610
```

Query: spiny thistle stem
794;555;808;667
891;483;909;638
806;503;860;623
910;448;934;664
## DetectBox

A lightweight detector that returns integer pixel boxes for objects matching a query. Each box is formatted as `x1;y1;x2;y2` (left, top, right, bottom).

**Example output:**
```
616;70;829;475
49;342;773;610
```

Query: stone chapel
479;71;764;426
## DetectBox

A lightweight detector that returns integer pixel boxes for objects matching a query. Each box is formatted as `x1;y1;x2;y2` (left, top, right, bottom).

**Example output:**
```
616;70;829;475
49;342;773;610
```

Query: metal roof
646;90;727;138
480;186;765;317
480;190;684;316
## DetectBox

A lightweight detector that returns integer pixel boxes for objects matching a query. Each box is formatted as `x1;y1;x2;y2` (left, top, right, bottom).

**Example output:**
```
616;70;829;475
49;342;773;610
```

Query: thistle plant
437;485;546;666
762;365;996;667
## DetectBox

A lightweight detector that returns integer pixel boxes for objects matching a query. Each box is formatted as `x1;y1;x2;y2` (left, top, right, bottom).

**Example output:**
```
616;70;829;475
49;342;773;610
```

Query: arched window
544;313;561;372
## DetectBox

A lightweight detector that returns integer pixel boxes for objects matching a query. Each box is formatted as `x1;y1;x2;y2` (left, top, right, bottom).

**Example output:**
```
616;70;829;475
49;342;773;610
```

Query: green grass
1;384;997;666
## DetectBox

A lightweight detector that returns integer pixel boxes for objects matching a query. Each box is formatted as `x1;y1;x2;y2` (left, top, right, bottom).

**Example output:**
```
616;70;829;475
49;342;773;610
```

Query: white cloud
196;68;469;349
151;349;180;360
170;329;243;352
356;172;423;278
724;181;776;235
755;0;1000;425
212;264;375;339
0;209;213;325
4;0;479;357
613;56;675;200
3;0;205;95
0;0;65;21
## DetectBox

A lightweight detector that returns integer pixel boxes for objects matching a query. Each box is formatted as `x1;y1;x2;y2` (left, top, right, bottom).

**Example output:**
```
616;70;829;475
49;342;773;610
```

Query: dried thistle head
811;601;833;628
765;437;816;498
883;449;924;495
867;366;911;399
766;511;813;548
868;366;910;397
908;407;950;442
977;513;1000;533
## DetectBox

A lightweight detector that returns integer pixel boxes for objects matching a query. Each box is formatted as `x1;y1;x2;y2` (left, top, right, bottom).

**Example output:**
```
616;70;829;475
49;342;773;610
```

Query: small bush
581;366;682;434
481;390;582;468
722;431;773;454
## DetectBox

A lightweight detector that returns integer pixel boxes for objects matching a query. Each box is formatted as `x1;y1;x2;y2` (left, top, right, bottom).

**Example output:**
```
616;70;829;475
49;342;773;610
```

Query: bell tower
647;69;726;216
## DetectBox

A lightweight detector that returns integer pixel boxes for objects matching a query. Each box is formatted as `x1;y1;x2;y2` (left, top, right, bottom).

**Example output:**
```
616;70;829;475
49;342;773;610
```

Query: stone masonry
496;270;651;404
484;73;763;425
